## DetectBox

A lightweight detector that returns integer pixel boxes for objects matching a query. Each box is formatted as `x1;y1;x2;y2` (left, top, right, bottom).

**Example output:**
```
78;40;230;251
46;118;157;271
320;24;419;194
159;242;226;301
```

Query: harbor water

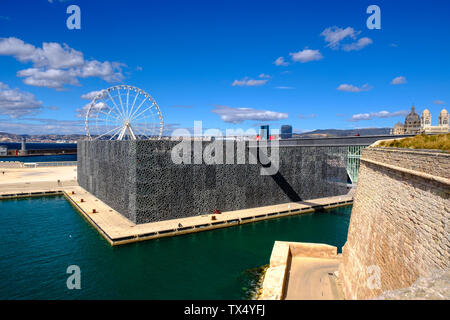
0;195;351;299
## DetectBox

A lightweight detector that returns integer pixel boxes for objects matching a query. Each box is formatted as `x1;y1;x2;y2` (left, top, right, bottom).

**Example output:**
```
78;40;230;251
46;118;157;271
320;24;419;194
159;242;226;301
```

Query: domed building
438;108;449;127
404;106;421;134
392;105;449;135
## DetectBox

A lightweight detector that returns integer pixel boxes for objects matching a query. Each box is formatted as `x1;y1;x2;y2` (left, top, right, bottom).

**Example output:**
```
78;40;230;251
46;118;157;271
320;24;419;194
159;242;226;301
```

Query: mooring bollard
80;198;84;203
211;215;216;221
92;209;97;213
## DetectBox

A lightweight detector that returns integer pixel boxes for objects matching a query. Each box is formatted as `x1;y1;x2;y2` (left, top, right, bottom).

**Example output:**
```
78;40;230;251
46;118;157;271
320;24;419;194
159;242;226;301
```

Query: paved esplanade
284;257;342;300
0;166;77;193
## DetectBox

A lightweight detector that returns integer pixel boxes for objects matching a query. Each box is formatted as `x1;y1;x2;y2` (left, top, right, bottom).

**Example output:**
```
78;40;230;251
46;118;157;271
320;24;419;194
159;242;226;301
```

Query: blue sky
0;0;449;135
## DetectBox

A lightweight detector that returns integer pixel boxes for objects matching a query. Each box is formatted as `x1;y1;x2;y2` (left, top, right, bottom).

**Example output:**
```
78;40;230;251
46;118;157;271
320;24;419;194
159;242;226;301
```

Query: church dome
440;108;448;116
422;109;430;115
405;106;420;123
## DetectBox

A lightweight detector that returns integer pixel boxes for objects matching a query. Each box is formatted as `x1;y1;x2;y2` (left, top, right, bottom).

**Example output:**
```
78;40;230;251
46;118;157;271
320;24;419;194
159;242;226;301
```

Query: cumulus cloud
17;68;80;89
320;26;372;51
258;73;271;79
341;37;373;51
274;56;289;66
433;100;445;105
0;37;125;90
390;76;407;85
275;86;295;90
0;82;43;118
298;114;317;119
337;83;372;92
320;26;358;49
232;77;268;87
80;90;105;101
211;105;288;124
289;49;323;63
349;110;409;122
76;101;111;118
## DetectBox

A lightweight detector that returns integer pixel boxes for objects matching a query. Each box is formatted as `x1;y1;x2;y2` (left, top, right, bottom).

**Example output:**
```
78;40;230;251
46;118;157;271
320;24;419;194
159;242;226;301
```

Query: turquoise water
1;154;77;162
0;196;351;300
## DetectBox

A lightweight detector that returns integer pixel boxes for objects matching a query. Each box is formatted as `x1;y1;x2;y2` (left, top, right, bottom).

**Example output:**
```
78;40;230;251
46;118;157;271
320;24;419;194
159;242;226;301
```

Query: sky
0;0;449;136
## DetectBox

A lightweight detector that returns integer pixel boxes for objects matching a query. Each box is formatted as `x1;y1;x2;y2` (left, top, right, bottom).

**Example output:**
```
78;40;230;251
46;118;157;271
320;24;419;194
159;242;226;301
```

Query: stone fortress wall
77;140;349;224
339;147;449;299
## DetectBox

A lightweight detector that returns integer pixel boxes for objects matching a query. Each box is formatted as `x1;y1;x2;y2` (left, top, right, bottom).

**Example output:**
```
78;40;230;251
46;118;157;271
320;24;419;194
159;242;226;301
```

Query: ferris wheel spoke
94;125;123;140
125;88;130;119
117;88;127;119
133;126;151;140
129;97;150;120
131;103;155;122
129;89;139;118
97;110;122;121
106;90;122;116
109;126;123;140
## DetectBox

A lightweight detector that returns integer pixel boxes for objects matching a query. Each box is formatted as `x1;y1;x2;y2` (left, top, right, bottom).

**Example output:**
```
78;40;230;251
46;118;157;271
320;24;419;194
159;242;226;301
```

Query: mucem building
77;140;349;224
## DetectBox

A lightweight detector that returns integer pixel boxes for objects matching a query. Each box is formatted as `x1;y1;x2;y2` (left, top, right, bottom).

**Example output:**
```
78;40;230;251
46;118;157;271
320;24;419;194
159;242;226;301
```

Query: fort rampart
339;147;449;299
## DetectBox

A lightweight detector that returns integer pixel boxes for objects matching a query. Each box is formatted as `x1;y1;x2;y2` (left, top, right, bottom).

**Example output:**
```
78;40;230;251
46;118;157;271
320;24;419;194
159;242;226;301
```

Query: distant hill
293;128;391;138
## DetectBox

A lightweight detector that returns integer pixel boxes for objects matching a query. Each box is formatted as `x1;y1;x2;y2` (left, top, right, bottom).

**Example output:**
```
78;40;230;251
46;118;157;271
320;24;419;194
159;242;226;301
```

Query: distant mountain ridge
294;128;391;138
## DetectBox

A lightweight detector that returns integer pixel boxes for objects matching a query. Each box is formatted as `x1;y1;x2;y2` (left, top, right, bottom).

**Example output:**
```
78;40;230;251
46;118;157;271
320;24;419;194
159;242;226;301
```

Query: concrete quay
0;165;353;246
260;241;344;300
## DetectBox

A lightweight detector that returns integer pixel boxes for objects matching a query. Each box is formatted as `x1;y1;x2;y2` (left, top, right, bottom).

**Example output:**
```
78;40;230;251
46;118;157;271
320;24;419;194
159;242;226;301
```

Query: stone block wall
339;147;449;299
78;140;349;224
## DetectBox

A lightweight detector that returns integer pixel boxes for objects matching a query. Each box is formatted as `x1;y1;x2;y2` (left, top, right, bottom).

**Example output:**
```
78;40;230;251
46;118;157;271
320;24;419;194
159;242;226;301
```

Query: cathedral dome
405;106;420;123
422;109;431;115
440;108;448;116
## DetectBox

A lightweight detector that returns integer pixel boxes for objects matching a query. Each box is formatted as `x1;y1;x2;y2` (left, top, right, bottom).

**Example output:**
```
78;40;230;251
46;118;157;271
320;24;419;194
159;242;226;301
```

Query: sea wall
339;147;450;299
77;140;349;224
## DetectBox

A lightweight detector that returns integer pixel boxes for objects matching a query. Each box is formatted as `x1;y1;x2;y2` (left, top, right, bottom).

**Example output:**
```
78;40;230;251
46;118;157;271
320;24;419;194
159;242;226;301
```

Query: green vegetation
378;133;450;152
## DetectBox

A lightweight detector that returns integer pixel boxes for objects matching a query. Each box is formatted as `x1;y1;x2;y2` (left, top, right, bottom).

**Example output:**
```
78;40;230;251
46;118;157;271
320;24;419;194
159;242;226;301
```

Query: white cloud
0;82;43;118
320;26;372;51
258;73;271;79
81;90;105;101
275;86;295;90
17;68;80;90
289;49;323;63
211;105;288;124
298;114;317;119
341;37;373;51
320;26;358;49
274;56;289;66
349;110;409;122
337;83;372;92
76;101;111;118
232;77;268;87
391;76;407;85
433;100;445;105
0;37;124;90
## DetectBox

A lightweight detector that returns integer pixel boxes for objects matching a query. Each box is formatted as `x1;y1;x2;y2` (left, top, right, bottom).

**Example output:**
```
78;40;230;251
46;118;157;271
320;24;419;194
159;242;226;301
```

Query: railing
22;161;77;168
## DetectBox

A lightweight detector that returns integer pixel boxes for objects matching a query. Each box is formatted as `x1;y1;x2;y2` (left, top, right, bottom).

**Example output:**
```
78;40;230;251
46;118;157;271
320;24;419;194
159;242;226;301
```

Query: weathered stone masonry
77;140;349;224
339;147;449;299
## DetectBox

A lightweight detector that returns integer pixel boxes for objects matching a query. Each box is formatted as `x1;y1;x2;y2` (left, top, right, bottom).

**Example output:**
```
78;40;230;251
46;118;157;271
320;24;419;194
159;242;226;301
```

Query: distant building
19;136;28;156
259;125;269;140
280;125;293;139
391;105;449;135
0;145;7;156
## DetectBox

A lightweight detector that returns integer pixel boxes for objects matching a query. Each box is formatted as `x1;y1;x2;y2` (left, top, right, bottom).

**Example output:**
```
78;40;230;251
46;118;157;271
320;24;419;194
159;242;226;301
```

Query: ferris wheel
85;85;164;140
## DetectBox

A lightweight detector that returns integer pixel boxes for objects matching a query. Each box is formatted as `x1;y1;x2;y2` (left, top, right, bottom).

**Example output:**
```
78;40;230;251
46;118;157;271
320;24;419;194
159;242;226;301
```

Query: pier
0;164;353;246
